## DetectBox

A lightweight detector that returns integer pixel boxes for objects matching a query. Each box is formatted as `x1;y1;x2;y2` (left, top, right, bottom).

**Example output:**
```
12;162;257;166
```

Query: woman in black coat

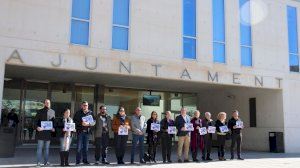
146;111;160;162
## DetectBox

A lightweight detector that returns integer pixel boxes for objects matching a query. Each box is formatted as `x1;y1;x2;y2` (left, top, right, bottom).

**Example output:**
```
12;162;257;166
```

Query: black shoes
140;159;146;164
238;157;244;160
178;159;183;163
102;159;110;164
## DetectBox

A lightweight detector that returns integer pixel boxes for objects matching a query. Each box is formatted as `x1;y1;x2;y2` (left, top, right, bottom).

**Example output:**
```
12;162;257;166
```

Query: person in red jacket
190;110;204;162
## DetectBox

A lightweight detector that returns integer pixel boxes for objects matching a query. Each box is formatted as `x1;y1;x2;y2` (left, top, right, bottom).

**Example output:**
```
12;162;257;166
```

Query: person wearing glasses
73;101;95;165
146;111;160;163
130;107;147;164
94;105;112;165
112;107;131;164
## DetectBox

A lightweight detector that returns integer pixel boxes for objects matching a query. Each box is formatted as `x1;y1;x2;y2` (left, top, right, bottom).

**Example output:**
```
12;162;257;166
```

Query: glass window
213;0;225;63
287;6;299;72
213;42;225;63
71;0;90;20
70;0;90;45
183;0;196;59
183;37;196;59
213;0;225;42
112;0;130;50
241;46;252;66
112;26;129;50
183;0;196;37
240;0;252;66
113;0;130;26
70;20;89;45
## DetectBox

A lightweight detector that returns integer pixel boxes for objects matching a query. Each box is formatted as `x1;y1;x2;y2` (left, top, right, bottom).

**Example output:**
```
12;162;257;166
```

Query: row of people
34;99;244;167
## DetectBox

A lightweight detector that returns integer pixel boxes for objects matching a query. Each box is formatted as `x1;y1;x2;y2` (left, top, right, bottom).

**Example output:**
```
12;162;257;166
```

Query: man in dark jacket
73;101;95;165
228;110;244;160
94;105;112;165
35;99;55;166
175;107;191;163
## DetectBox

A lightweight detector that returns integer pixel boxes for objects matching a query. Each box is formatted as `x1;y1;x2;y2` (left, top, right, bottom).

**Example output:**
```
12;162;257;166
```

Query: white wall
0;0;300;152
198;87;284;151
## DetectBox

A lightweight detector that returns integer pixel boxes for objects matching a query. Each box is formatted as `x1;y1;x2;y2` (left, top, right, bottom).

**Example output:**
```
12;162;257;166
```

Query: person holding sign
190;110;205;162
55;108;75;166
228;110;244;160
146;111;160;163
73;101;95;165
202;112;214;161
112;107;131;164
34;99;55;167
130;107;147;164
175;107;191;163
160;111;175;163
94;105;112;165
215;112;228;161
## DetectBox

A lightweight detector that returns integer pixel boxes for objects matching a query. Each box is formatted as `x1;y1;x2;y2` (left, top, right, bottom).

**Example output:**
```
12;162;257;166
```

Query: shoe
238;157;244;160
83;161;90;165
178;159;182;163
44;162;51;166
131;161;135;164
184;159;190;162
230;157;234;160
120;160;125;164
102;159;110;164
36;162;41;167
202;157;206;161
167;160;172;163
193;158;199;162
95;161;100;165
206;157;213;161
140;159;146;164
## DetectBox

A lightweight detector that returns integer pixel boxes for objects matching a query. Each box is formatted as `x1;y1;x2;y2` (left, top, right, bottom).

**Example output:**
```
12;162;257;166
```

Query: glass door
23;82;48;143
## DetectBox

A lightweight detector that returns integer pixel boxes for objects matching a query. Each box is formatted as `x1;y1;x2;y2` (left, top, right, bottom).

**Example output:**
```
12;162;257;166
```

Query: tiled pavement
0;147;300;168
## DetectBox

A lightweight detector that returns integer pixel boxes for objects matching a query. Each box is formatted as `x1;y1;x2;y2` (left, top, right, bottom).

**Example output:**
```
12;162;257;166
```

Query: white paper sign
82;115;94;124
118;126;128;135
185;123;194;131
151;123;160;132
220;125;229;133
168;126;176;134
236;121;244;128
208;126;216;133
199;127;207;135
64;123;75;131
41;121;53;130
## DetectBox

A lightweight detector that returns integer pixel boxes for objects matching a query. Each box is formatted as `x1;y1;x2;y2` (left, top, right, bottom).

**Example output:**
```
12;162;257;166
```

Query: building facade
0;0;300;153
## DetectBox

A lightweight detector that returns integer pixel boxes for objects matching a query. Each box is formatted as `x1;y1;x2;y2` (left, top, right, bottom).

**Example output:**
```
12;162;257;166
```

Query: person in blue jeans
35;99;55;167
73;101;95;165
130;107;147;164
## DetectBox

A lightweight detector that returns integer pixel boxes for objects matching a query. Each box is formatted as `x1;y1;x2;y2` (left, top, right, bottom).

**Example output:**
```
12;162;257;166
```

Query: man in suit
175;107;192;163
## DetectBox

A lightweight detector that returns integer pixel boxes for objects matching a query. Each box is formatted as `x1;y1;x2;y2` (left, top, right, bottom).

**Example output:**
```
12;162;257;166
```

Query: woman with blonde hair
215;112;229;161
146;111;160;162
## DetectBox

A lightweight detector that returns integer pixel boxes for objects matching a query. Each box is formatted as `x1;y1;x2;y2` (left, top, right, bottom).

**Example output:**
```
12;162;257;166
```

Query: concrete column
0;56;5;124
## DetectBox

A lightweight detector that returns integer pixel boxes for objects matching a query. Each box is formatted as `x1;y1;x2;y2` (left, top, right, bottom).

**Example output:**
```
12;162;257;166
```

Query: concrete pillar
0;56;5;124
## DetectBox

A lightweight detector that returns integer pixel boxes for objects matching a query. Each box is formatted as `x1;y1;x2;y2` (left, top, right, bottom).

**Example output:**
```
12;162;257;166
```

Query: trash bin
0;127;16;158
269;132;284;153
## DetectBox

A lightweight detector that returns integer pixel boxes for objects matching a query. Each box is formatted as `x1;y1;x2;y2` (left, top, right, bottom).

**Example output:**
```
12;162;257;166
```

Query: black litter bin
0;127;16;158
269;132;284;153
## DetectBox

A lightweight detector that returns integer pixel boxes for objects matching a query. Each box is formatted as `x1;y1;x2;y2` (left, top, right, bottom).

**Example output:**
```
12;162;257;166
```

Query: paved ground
0;147;300;168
